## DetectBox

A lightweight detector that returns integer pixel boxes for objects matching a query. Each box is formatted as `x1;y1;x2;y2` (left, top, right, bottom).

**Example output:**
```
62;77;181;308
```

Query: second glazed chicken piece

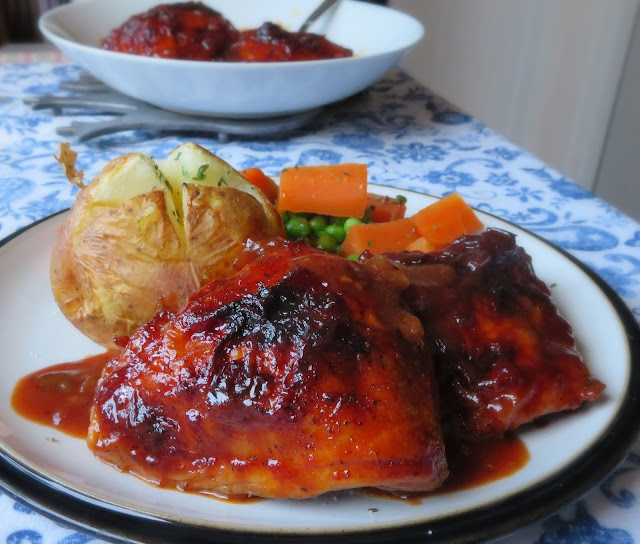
225;22;353;62
88;240;447;498
387;229;605;437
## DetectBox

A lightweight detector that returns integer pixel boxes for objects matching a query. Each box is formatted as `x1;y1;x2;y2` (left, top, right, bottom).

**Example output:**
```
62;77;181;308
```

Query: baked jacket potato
51;143;283;348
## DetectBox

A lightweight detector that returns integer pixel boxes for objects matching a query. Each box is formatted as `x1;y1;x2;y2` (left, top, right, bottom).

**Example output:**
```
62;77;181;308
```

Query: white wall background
595;8;640;220
389;0;639;196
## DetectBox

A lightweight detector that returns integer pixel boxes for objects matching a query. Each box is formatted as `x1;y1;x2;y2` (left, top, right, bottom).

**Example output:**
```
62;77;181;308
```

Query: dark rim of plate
1;205;639;544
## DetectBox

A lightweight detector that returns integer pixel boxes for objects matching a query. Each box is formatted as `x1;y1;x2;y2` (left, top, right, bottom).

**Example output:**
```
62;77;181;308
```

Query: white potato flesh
156;142;282;237
71;152;175;237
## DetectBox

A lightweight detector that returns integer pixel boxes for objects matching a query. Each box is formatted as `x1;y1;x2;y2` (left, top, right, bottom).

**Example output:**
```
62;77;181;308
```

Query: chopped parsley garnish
174;152;182;161
395;195;407;204
218;175;228;187
181;166;189;178
159;172;171;191
192;163;209;181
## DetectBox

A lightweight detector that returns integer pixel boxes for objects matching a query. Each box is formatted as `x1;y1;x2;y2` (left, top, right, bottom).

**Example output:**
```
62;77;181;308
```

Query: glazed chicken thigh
88;241;448;498
87;231;604;498
101;2;239;60
386;229;605;437
224;22;353;62
101;2;352;62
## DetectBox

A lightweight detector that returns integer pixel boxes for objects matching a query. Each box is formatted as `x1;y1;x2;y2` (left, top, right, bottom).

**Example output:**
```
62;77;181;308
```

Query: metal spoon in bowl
298;0;341;33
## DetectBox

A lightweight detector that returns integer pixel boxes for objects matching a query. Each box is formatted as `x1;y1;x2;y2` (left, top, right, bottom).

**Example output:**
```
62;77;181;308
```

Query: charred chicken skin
386;229;605;437
88;240;447;499
101;2;353;62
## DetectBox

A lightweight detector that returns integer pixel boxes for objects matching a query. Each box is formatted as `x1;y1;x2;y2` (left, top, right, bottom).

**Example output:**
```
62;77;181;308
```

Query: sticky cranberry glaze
101;2;353;62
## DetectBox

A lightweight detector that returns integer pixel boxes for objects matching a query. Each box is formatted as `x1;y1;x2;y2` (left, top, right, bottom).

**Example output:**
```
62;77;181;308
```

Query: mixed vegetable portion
241;163;484;257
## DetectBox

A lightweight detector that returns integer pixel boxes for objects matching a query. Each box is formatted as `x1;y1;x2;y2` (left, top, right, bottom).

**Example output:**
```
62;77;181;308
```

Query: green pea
331;217;347;227
346;254;360;261
288;212;310;221
343;218;362;232
309;215;328;232
286;217;311;239
316;234;338;253
280;210;291;224
325;224;346;243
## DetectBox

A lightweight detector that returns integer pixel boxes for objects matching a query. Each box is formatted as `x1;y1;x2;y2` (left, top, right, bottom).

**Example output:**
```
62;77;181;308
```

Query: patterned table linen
1;62;639;544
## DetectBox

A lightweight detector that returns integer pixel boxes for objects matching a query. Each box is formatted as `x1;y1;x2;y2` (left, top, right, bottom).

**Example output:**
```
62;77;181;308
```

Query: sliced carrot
241;167;279;204
277;164;367;218
410;192;483;249
341;218;420;257
405;237;434;253
366;193;407;223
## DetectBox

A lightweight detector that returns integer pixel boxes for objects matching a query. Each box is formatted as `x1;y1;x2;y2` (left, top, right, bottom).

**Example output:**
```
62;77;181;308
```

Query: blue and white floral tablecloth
1;62;639;544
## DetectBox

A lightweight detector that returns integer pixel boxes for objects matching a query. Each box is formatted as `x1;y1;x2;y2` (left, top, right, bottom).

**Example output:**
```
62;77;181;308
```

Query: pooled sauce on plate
438;433;530;493
11;351;116;438
364;434;530;503
11;351;530;499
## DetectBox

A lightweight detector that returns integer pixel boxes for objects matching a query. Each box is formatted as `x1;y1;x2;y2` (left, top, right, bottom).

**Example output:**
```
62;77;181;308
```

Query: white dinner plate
1;186;639;544
38;0;424;118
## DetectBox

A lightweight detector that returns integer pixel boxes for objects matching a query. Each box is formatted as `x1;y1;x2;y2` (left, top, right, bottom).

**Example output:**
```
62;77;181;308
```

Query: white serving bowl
39;0;424;118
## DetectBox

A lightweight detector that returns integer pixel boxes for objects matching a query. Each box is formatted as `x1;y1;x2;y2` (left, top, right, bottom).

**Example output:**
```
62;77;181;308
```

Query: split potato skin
51;143;284;348
183;184;273;285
